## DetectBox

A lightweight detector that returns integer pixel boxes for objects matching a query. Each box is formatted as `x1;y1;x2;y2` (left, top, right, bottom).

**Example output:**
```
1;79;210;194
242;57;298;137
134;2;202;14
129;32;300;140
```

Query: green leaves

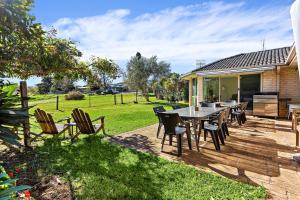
0;166;31;199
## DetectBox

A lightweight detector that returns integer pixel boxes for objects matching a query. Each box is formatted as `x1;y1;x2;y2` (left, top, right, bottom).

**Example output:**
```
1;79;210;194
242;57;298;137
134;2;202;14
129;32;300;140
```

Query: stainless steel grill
253;93;278;118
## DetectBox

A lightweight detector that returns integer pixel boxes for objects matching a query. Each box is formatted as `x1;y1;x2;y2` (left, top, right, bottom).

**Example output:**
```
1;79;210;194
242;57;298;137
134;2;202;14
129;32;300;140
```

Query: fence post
135;90;138;103
114;94;117;105
56;96;59;110
89;94;91;107
20;81;30;147
121;93;123;104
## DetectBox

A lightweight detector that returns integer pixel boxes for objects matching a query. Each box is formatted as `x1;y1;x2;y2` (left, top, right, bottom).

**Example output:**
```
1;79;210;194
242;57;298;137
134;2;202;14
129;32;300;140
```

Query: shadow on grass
36;135;165;199
32;135;266;200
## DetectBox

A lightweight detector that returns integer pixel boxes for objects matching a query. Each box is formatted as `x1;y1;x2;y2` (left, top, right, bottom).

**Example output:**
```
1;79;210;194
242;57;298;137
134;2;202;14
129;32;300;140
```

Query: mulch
0;144;72;200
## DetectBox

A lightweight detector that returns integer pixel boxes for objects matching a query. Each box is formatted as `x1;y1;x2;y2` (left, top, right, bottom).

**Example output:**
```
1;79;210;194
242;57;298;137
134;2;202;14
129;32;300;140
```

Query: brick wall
262;69;278;92
279;66;300;117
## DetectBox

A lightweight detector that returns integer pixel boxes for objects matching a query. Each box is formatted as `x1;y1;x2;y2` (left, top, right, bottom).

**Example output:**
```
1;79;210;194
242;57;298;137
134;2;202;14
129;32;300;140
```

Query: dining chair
171;105;181;110
202;111;226;151
153;106;166;138
231;102;248;125
159;113;191;156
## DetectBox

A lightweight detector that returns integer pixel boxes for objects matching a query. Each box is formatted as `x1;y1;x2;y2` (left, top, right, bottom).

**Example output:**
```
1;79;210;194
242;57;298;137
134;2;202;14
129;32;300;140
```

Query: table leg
186;123;192;150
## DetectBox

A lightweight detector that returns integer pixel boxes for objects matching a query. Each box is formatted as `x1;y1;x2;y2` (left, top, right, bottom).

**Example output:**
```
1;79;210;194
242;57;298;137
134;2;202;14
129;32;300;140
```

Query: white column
197;76;203;106
238;75;240;103
188;78;192;106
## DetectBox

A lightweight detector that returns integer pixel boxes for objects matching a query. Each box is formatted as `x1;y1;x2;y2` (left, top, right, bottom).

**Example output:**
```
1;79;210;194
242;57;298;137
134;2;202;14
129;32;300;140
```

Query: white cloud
52;1;293;74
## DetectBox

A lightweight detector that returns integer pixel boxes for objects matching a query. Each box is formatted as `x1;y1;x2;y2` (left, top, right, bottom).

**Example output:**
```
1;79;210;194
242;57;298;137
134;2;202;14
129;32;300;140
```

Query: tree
0;0;86;146
51;76;75;93
125;52;171;101
36;77;53;94
163;73;184;102
89;57;120;89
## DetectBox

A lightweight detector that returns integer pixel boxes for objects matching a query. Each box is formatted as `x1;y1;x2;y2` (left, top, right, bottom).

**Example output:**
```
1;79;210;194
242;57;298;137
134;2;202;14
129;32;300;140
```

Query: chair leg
204;129;207;141
237;115;242;126
210;131;219;151
157;123;162;138
218;129;225;145
169;135;173;146
161;133;166;151
221;124;226;139
214;131;221;150
177;134;182;156
224;123;229;136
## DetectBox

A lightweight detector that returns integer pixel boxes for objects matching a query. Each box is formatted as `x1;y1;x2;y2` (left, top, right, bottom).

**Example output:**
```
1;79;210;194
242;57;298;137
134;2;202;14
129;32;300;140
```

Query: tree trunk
142;90;150;102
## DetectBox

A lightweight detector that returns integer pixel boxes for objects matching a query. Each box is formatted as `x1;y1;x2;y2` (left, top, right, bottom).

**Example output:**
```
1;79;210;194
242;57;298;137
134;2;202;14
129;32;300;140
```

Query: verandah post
20;81;30;147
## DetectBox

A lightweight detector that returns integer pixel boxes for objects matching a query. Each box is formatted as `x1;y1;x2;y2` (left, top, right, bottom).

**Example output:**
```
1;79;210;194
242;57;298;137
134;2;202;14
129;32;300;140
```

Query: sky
20;0;295;86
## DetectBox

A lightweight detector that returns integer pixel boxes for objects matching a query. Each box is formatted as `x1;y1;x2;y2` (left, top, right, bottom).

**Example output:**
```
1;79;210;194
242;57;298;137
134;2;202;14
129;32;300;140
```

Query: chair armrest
92;116;105;122
56;117;71;123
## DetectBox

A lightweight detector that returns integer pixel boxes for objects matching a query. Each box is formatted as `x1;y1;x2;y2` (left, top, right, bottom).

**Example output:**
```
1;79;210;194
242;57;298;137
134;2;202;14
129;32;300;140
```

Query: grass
26;93;266;199
29;93;185;135
34;136;266;200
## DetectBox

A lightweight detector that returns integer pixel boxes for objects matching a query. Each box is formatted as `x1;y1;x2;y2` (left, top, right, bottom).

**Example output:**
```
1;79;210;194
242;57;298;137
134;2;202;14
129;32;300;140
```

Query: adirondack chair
71;108;105;141
33;108;71;141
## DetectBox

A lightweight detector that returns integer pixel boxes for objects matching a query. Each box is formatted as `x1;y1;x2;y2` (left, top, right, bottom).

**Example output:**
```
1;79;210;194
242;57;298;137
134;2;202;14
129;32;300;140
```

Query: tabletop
165;106;224;119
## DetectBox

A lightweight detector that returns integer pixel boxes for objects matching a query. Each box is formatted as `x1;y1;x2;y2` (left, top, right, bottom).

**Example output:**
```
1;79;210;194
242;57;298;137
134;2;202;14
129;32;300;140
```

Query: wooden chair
153;106;166;138
159;113;192;156
71;108;105;141
291;108;300;146
33;108;71;141
292;108;300;131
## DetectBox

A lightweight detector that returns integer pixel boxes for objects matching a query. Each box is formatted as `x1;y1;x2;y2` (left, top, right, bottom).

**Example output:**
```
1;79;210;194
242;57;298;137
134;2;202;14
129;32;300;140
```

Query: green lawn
35;137;266;200
27;94;266;199
29;93;179;135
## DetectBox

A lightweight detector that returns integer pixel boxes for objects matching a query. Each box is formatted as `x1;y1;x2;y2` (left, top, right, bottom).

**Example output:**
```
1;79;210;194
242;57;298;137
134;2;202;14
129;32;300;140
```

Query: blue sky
21;0;294;86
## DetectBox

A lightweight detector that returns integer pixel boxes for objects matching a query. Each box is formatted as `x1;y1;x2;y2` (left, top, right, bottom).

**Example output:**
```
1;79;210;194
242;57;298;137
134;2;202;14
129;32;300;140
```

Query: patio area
108;116;300;199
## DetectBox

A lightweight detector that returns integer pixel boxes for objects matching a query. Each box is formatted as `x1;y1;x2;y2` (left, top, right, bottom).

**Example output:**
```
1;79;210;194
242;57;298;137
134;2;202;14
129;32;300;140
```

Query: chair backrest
224;107;231;122
34;108;58;134
217;111;226;129
72;108;95;134
172;105;181;110
241;102;248;112
159;113;180;135
200;102;216;108
153;106;166;116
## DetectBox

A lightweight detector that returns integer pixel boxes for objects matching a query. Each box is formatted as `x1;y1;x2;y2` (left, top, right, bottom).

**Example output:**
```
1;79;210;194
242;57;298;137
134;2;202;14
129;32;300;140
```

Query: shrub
65;91;85;100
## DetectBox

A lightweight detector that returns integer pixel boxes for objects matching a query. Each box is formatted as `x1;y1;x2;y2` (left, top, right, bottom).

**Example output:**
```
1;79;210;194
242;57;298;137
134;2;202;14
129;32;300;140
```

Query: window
203;77;219;102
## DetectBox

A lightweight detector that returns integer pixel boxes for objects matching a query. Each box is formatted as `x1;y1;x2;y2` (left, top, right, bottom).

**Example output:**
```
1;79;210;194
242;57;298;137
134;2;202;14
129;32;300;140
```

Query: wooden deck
108;116;300;200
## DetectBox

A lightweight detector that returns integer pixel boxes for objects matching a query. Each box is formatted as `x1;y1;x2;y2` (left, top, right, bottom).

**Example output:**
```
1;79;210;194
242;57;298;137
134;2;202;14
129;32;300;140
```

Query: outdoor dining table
165;106;225;151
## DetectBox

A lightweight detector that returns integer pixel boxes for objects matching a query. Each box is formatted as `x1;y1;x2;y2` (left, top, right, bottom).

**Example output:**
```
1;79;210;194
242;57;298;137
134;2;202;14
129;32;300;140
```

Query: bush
65;91;85;100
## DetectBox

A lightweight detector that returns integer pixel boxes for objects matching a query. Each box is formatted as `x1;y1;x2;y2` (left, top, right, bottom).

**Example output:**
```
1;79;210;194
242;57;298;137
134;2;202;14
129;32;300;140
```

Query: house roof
193;46;291;73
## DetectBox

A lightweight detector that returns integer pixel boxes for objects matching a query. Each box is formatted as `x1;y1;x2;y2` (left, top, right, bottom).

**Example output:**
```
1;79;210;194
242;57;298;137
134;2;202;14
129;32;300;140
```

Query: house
182;45;299;117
